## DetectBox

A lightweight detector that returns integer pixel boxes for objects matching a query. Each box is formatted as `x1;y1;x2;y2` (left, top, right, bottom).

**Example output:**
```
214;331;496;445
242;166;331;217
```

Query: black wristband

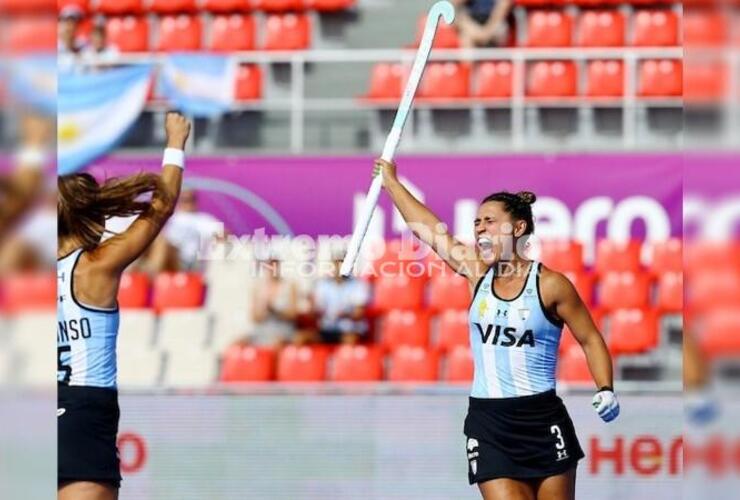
598;386;614;393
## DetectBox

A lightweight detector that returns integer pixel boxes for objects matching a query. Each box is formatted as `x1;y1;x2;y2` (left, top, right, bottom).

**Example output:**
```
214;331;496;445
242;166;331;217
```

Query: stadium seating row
15;0;356;15
218;341;647;384
418;9;690;49
367;59;686;100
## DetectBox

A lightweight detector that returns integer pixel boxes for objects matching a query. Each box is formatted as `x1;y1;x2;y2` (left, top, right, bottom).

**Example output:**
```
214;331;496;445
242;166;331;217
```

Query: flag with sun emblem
159;54;236;117
58;64;152;175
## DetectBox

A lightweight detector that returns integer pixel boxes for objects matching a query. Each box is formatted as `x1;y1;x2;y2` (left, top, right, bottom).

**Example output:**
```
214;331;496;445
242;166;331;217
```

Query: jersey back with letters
468;261;563;399
57;249;120;388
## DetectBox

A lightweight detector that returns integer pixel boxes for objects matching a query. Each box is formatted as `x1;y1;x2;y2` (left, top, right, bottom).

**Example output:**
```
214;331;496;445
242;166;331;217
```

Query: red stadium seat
3;0;57;14
329;344;384;382
152;272;205;312
235;64;263;100
558;325;579;355
429;273;472;312
365;63;405;100
539;240;584;273
388;346;439;382
107;16;150;53
577;10;625;47
220;344;276;382
2;273;56;312
473;61;513;98
656;271;682;313
210;14;256;51
558;345;592;383
633;9;679;46
372;274;425;311
150;0;197;13
685;241;740;277
380;309;431;350
263;13;311;50
608;308;659;355
563;271;596;306
638;60;682;97
6;16;57;53
117;272;151;308
683;9;727;47
527;10;573;47
684;61;727;101
444;345;473;383
418;63;471;100
688;270;740;313
599;272;651;311
310;0;355;12
157;15;203;51
203;0;252;12
435;309;469;353
699;309;740;358
424;251;458;281
257;0;306;11
276;345;328;381
527;61;577;98
595;240;642;275
414;14;460;49
649;238;682;276
365;239;426;278
586;60;623;97
97;0;142;14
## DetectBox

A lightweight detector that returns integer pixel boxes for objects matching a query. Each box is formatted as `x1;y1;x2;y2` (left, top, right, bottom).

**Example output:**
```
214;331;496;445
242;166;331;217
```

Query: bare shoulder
538;264;576;299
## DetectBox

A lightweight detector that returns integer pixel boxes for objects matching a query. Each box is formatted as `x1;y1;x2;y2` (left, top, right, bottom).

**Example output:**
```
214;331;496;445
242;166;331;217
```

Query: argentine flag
6;55;57;115
160;54;236;117
58;65;152;175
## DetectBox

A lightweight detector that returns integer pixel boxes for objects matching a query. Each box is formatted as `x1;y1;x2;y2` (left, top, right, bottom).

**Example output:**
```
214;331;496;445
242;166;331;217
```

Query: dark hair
58;172;163;250
480;191;537;235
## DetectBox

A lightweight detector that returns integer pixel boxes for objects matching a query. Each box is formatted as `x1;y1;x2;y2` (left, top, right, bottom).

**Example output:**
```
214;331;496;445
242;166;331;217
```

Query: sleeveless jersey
468;262;563;399
57;249;120;388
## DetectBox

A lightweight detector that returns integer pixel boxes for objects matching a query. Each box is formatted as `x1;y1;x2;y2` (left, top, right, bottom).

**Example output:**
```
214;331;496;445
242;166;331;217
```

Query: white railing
79;46;737;153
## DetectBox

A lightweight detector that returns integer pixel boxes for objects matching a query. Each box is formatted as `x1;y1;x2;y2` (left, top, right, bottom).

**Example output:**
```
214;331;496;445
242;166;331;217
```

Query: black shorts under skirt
58;384;122;488
464;390;584;484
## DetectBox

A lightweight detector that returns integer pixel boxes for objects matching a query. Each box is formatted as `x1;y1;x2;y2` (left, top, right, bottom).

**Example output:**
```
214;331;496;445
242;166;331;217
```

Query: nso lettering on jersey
57;249;120;388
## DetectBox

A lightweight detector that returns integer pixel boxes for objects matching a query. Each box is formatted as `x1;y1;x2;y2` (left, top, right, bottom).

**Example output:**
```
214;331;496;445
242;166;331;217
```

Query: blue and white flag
159;54;236;117
58;65;152;175
5;55;57;115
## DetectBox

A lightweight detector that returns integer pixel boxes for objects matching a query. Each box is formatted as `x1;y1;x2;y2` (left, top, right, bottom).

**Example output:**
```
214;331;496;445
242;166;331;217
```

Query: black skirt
58;384;122;488
464;390;584;484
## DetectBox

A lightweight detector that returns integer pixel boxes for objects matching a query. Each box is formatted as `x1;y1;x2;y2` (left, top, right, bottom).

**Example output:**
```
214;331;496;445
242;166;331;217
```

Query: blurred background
0;0;736;499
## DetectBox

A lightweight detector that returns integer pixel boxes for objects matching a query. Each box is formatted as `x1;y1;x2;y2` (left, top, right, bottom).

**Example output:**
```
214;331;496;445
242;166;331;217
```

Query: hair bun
516;191;537;205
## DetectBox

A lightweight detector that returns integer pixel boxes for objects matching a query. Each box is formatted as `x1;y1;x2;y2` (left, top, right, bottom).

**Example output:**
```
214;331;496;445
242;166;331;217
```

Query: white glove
592;389;620;423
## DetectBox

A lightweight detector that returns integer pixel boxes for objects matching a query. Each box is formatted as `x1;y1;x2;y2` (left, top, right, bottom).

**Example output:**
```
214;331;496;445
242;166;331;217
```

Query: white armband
15;147;46;170
162;148;185;169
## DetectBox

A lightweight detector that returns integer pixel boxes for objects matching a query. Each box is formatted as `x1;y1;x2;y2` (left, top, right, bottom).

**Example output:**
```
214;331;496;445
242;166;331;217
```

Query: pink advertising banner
90;154;682;238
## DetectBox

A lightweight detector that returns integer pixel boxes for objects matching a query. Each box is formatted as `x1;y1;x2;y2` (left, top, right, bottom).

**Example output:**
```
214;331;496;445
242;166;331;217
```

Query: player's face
474;202;516;265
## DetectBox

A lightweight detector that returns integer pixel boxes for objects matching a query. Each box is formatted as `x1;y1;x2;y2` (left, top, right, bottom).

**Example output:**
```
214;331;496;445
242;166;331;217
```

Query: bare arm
375;159;482;283
543;269;613;390
91;112;191;274
0;114;49;236
481;0;512;41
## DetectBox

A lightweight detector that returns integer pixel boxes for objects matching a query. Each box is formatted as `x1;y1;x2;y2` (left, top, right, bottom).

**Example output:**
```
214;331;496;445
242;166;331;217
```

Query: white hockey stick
340;1;455;277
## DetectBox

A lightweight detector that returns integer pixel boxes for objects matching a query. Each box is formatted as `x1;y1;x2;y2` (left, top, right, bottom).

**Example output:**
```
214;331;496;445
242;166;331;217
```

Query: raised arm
92;112;191;274
374;159;482;283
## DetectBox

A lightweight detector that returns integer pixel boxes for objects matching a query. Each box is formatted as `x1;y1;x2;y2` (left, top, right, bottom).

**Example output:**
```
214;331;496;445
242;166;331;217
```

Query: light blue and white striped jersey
57;249;120;388
468;261;563;398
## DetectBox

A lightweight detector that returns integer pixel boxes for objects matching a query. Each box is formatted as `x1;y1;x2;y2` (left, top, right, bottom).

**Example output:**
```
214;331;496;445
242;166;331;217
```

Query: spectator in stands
58;5;86;72
82;16;120;65
452;0;513;48
164;189;224;270
312;256;370;345
249;258;299;347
